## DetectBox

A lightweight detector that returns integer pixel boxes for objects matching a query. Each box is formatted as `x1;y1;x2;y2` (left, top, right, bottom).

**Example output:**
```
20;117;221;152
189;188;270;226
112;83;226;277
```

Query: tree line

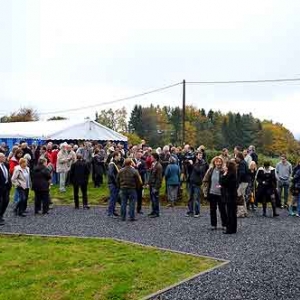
127;105;299;157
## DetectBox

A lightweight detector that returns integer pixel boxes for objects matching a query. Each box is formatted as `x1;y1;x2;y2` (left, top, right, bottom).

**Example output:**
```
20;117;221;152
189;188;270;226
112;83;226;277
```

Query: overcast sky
1;0;300;137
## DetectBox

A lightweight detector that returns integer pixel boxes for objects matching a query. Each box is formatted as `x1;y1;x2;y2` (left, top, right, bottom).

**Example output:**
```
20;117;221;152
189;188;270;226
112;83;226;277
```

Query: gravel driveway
1;205;299;300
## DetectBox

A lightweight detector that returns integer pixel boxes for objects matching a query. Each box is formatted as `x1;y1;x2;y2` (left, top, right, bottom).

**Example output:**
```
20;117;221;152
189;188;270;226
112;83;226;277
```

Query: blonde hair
210;156;224;167
19;158;27;167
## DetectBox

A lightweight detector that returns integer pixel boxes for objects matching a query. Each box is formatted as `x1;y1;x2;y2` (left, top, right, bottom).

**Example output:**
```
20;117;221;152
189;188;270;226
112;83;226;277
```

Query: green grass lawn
0;235;221;300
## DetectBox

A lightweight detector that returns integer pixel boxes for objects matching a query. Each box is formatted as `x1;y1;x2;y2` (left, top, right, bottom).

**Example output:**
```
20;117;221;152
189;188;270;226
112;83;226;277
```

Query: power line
39;82;182;115
186;77;300;84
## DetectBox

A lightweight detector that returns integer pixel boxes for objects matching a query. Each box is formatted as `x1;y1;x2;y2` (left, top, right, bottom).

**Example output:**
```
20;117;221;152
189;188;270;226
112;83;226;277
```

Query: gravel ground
1;204;300;300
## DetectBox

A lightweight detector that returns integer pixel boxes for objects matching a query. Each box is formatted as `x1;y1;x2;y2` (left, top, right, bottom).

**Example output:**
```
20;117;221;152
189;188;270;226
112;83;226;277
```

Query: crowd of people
0;140;299;235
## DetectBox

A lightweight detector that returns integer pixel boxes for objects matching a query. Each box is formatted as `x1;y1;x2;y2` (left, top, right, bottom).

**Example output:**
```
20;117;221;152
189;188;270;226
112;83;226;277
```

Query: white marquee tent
0;119;127;148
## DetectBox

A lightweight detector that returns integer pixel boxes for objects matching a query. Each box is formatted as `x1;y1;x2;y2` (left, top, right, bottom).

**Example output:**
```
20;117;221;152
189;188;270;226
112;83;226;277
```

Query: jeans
59;172;67;191
277;181;289;206
13;188;19;203
52;171;59;185
108;184;119;216
188;184;201;215
120;188;137;220
150;187;160;216
16;187;29;215
167;185;179;204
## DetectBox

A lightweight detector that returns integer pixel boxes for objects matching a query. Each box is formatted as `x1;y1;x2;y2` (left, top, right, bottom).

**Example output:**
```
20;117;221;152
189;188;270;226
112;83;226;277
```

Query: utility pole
182;79;186;145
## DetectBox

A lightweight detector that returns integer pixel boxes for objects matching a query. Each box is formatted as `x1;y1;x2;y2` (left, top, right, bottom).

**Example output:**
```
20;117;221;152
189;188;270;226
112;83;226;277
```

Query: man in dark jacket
133;150;147;214
32;157;51;214
148;153;163;218
236;152;249;217
107;151;121;217
0;153;12;225
70;153;90;209
186;151;208;217
117;158;142;221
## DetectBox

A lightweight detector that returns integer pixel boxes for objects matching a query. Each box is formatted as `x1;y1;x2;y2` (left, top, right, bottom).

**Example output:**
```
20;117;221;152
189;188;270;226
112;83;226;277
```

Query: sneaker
296;214;300;217
113;212;119;217
194;214;200;218
83;206;90;210
137;211;144;215
185;212;193;217
129;218;137;222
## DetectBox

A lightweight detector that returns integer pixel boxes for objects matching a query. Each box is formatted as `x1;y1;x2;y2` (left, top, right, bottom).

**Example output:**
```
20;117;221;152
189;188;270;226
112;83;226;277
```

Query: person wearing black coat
92;148;105;188
220;161;238;234
133;150;147;214
0;153;12;225
32;157;51;214
70;153;90;209
236;152;249;218
256;161;279;217
186;151;208;217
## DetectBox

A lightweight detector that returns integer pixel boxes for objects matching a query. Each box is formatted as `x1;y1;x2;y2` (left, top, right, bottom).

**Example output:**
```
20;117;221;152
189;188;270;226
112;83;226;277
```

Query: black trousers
73;184;88;208
93;173;103;187
34;191;50;214
136;188;143;213
209;194;227;227
0;185;10;218
226;202;237;233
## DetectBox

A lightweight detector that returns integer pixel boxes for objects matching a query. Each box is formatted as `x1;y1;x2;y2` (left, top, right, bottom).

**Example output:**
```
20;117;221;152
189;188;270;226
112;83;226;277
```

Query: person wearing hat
256;161;279;217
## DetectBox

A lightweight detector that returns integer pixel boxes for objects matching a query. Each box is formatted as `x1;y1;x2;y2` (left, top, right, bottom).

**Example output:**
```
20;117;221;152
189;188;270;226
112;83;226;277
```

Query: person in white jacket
11;158;30;217
56;143;70;192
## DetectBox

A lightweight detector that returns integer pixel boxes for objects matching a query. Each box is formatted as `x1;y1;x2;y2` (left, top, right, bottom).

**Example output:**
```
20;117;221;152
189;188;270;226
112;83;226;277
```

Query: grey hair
163;145;169;152
38;157;47;165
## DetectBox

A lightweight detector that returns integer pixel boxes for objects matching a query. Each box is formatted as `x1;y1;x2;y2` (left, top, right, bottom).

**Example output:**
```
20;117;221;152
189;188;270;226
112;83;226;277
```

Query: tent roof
0;120;128;141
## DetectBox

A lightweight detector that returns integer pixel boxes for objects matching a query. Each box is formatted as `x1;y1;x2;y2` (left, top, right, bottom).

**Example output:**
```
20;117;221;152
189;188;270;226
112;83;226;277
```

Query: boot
272;203;279;217
262;203;267;217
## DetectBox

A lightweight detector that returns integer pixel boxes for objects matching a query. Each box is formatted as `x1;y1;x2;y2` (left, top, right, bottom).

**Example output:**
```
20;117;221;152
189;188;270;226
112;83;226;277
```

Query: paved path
1;205;299;300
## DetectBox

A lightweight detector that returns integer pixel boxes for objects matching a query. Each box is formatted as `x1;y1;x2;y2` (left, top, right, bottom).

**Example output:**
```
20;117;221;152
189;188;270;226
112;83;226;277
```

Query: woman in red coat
9;149;23;175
